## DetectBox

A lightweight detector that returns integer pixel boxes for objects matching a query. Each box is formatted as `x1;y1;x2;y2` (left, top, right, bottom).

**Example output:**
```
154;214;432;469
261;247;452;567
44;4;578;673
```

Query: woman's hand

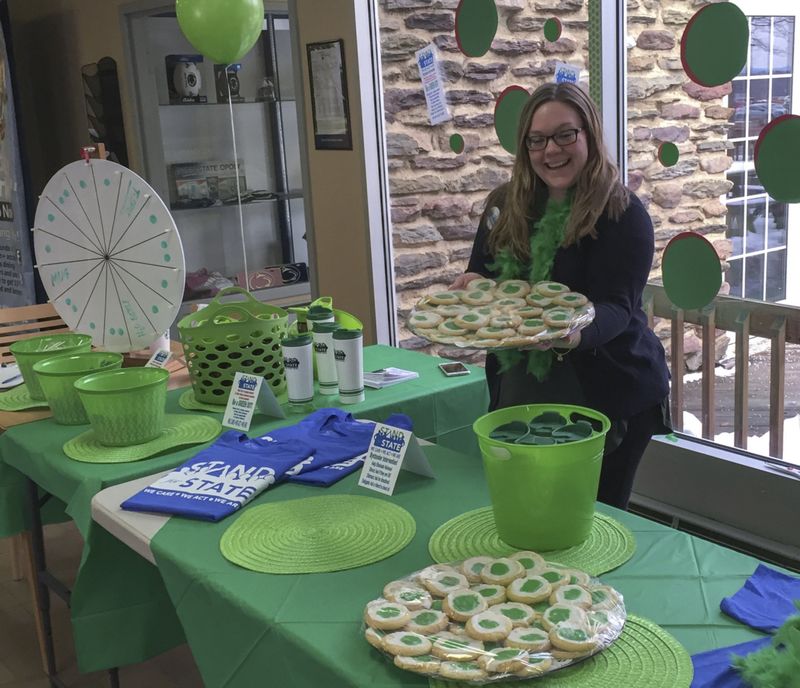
527;330;581;351
450;272;484;290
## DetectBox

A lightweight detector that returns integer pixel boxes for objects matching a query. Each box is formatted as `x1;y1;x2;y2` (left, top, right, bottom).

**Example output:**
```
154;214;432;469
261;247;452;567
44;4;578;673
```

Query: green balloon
176;0;263;65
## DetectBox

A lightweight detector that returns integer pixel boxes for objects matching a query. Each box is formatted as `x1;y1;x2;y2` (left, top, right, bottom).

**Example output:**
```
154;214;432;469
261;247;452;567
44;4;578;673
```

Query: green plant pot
473;403;611;551
9;333;93;400
74;367;169;446
33;352;124;425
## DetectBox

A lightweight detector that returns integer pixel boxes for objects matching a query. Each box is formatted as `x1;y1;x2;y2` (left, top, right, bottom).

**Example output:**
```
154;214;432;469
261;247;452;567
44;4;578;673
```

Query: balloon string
227;65;249;293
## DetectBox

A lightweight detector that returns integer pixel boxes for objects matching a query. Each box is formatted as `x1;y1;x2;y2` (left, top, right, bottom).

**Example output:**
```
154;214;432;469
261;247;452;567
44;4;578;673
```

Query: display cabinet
125;6;310;313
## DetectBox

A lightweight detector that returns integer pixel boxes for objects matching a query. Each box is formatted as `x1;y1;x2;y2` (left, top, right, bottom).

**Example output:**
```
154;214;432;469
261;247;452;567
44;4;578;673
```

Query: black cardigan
466;189;670;420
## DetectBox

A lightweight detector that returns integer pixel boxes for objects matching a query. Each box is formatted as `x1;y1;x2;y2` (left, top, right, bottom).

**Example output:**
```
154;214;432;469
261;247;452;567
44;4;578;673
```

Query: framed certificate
306;39;352;150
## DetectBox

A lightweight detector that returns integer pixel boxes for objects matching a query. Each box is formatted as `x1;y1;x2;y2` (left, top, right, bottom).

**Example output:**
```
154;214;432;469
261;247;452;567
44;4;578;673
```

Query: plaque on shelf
169;160;247;209
165;54;207;104
214;64;245;103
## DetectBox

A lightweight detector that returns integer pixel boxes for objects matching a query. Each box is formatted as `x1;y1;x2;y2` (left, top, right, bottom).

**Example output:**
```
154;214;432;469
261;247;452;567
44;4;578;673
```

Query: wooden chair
1;302;67;671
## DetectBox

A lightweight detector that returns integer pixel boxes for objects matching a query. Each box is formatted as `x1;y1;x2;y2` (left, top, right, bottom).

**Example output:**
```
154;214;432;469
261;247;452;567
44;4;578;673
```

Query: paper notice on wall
554;62;582;84
415;44;451;126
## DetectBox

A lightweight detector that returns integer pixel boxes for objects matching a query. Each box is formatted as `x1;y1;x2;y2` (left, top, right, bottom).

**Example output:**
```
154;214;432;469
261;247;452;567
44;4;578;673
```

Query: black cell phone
438;362;470;377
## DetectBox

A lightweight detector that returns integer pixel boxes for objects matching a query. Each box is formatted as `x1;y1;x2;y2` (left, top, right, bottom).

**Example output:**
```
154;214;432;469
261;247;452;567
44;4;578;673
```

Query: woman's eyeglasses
525;128;583;151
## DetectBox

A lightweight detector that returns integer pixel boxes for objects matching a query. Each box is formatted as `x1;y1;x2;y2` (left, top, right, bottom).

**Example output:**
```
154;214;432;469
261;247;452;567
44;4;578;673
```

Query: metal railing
643;283;800;459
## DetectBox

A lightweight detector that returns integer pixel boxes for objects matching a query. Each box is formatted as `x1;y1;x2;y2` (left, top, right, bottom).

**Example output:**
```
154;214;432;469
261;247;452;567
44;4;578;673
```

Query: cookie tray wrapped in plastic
362;554;626;684
406;279;595;350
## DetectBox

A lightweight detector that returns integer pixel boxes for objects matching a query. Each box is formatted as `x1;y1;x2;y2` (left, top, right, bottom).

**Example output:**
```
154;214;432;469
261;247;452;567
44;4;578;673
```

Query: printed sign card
145;348;172;369
415;44;451;126
223;373;285;431
358;423;435;495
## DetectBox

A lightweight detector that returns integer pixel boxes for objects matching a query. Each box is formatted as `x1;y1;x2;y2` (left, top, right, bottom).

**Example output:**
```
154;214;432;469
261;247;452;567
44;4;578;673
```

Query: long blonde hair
487;82;629;260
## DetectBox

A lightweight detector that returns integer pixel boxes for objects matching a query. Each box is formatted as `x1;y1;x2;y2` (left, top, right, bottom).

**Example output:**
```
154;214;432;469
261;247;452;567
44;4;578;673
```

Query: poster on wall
0;23;33;306
306;40;352;150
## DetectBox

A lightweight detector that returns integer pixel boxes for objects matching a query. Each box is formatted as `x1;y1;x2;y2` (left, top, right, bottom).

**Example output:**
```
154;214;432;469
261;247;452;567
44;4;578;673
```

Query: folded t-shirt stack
121;408;412;521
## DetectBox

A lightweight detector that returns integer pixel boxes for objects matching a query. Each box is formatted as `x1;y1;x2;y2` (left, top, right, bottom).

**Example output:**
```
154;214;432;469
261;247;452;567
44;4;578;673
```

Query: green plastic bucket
473;404;611;551
33;352;123;425
74;367;169;446
9;333;93;400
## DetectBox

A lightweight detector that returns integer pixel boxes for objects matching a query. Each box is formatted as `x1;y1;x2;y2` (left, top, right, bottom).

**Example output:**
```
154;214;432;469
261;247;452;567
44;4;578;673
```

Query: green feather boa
733;601;800;688
489;195;573;380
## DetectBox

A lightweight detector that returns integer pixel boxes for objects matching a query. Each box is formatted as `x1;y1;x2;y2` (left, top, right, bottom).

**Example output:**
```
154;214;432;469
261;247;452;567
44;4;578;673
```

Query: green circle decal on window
455;0;498;57
662;232;722;311
450;133;465;154
754;114;800;203
494;86;530;155
681;3;749;87
544;18;562;42
658;142;679;167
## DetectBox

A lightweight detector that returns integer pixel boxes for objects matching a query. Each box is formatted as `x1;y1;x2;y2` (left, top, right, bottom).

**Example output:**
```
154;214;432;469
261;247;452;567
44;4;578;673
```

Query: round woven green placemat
0;384;49;411
178;389;227;413
428;615;693;688
428;507;635;576
220;495;416;574
63;414;222;463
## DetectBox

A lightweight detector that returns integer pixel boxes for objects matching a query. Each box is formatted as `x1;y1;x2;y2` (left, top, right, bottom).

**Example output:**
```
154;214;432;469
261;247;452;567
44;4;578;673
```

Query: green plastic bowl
33;352;124;425
74;367;169;446
9;333;93;400
473;404;611;551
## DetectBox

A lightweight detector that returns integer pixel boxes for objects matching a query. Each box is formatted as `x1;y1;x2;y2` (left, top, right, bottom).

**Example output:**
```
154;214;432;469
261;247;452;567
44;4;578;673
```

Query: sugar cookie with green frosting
536;281;570;297
383;630;433;656
453;311;489;330
480;557;526;586
406;609;449;635
509;551;547;575
437;319;468;336
549;624;597;653
428;291;463;305
461;556;492;583
436;303;470;317
506;575;552;604
496;279;532;297
475;325;517;340
539;566;570;589
471;584;506;606
409;311;443;329
382;581;432;610
549;584;593;609
495;297;527;310
394;653;441;674
421;570;470;598
589;585;622;610
478;646;529;673
504;625;551;652
439;660;488;681
489;602;535;628
465;611;513;641
364;626;386;650
443;590;488;622
490;313;523;329
541;604;589;631
364;601;412;630
461;290;494;306
542;307;575;328
517;318;546;336
430;632;485;660
554;291;589;308
514;305;544;319
467;277;496;292
526;292;554;308
514;653;553;677
562;568;592;587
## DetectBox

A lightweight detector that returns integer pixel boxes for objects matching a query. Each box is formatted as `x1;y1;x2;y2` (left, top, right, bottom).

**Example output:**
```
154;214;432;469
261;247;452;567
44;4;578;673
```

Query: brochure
363;367;419;389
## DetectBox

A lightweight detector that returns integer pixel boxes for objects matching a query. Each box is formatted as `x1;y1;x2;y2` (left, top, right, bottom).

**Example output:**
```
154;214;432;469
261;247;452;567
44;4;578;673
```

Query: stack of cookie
363;553;625;683
408;279;594;349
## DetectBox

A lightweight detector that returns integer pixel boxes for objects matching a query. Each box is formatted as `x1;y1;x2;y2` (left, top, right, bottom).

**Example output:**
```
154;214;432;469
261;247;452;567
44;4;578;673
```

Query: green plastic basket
9;333;93;401
177;287;289;405
473;404;611;551
33;352;123;425
74;367;169;446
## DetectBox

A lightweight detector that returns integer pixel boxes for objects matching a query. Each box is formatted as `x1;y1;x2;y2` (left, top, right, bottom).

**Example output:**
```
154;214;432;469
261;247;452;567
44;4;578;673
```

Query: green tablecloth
150;444;769;688
0;345;488;672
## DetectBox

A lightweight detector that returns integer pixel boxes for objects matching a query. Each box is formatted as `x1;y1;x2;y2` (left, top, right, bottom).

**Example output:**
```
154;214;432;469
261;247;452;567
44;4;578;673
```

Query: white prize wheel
33;159;185;352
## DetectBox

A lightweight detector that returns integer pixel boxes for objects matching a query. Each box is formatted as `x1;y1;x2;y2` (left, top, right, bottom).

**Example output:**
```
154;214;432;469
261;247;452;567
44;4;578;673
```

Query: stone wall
379;0;733;371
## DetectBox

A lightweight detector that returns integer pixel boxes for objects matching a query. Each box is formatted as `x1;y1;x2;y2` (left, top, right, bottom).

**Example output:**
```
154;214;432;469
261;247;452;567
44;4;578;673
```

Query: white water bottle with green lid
312;322;338;396
333;328;364;404
281;334;314;410
306;306;335;331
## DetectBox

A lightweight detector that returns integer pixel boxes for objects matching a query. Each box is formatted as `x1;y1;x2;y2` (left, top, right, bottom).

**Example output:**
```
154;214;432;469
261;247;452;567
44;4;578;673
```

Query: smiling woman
450;82;671;511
